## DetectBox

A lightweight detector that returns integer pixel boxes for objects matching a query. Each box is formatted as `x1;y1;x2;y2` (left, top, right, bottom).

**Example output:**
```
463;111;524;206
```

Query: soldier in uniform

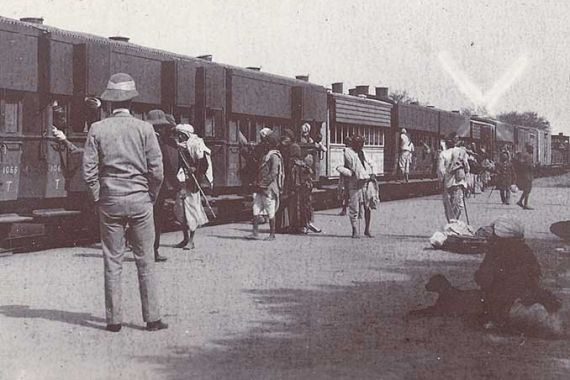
82;73;168;332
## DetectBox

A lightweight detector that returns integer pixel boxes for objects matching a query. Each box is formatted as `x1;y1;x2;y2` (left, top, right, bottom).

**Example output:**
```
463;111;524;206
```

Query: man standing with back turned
83;73;168;332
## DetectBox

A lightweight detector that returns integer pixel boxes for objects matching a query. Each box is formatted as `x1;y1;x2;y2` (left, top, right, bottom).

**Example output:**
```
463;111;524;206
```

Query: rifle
178;145;217;219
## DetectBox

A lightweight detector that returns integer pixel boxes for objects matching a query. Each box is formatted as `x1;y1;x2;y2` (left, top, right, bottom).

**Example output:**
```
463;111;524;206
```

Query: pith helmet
100;73;139;102
147;109;170;126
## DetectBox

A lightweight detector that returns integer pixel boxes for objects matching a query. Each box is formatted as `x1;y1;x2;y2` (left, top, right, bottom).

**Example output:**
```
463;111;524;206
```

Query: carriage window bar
330;124;384;146
235;117;292;143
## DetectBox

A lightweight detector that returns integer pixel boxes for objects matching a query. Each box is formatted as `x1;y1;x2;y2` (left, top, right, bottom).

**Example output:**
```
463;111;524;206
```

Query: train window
175;108;193;125
229;119;238;142
0;97;23;134
205;112;214;137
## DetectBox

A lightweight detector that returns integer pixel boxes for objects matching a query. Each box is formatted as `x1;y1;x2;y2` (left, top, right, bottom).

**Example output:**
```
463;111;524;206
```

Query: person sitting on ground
474;216;561;328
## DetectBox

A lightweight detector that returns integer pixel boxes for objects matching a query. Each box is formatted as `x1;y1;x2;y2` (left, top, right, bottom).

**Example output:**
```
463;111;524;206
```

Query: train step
0;214;34;224
31;209;82;219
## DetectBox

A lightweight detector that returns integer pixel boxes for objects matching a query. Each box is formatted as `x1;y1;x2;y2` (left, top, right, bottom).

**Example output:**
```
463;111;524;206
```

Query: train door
0;91;24;202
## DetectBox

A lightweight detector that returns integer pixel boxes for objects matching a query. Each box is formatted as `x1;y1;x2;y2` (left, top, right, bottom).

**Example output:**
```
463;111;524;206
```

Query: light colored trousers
443;185;465;222
98;192;160;325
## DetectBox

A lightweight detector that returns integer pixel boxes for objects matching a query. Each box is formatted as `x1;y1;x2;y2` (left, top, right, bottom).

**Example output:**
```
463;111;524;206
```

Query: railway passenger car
0;15;328;244
324;85;392;178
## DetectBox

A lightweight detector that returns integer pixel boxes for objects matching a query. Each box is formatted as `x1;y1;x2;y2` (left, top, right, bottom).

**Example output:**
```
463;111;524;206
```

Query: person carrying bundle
437;133;470;222
342;135;378;238
174;124;213;250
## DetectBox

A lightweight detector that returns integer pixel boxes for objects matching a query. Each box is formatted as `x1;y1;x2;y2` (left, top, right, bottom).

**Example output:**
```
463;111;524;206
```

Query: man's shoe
146;320;168;331
523;206;534;210
173;240;189;249
155;254;167;262
307;223;322;233
106;324;122;333
516;201;524;209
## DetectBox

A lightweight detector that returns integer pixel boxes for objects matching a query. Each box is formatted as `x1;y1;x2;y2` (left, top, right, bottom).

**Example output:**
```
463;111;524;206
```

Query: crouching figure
475;216;561;327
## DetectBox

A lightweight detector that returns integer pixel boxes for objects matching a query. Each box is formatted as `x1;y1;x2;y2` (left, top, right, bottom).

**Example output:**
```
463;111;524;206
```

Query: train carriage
0;16;329;245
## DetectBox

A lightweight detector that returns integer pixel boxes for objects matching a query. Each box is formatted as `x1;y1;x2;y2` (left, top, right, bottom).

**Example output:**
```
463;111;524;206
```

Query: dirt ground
1;174;570;379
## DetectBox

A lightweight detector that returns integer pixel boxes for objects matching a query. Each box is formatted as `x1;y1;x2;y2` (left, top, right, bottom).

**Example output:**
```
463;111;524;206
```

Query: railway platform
1;174;570;379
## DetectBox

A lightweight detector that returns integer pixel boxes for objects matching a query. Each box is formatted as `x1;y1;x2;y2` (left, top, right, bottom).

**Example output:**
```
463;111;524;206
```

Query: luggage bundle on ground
430;220;490;254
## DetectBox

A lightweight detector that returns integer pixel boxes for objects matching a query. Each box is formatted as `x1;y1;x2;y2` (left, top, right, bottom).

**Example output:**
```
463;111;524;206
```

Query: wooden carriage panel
206;64;226;111
0;30;38;92
298;86;328;123
110;51;162;104
231;72;291;119
176;59;196;107
86;43;111;97
50;40;74;95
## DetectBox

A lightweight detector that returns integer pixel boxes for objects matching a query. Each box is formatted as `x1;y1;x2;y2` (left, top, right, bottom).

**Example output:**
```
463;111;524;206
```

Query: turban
175;124;195;137
493;215;524;239
260;127;273;139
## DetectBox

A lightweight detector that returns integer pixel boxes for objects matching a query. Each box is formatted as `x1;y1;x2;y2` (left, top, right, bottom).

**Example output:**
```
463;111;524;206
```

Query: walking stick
487;185;495;199
463;188;470;225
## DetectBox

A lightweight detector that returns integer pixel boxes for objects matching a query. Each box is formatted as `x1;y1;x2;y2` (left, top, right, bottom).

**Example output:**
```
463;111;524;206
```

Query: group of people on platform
239;124;325;240
437;132;536;222
51;86;212;264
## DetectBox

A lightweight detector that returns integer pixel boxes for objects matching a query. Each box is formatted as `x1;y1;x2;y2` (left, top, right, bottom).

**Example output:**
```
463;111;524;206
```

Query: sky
2;0;570;133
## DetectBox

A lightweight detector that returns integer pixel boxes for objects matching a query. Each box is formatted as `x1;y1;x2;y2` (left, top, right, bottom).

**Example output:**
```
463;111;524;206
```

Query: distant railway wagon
388;104;470;179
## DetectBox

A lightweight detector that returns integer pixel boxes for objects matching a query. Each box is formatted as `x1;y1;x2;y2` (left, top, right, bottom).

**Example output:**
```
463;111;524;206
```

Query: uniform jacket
82;109;164;203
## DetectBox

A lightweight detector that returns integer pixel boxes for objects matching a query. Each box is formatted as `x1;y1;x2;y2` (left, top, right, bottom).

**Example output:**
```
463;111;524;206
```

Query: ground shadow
74;253;135;262
135;249;570;379
0;305;146;331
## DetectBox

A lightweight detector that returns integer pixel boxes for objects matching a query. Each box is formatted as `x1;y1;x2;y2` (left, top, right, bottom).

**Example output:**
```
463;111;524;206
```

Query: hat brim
148;118;171;126
100;89;139;102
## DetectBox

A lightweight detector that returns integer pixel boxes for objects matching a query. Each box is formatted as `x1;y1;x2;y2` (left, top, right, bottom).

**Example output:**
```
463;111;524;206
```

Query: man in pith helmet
82;73;168;332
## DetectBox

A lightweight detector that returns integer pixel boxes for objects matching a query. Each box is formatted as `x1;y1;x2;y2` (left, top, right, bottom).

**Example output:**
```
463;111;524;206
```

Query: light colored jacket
437;146;470;189
82;109;164;202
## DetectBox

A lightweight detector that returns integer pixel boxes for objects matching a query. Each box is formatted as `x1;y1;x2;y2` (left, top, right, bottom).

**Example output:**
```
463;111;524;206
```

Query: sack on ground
443;220;475;237
430;231;447;248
